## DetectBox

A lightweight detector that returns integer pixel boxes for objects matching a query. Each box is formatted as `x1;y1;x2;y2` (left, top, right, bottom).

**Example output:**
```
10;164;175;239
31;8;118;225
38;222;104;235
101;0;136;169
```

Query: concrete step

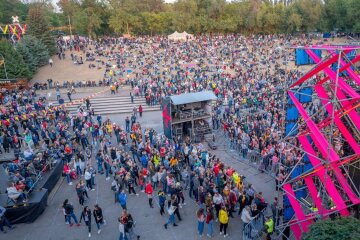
93;108;160;115
50;96;146;104
65;105;159;111
51;94;160;115
52;100;148;108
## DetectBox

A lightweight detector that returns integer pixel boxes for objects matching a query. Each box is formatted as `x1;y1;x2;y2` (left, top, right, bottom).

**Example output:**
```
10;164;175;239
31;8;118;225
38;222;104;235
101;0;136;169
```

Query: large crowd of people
1;33;350;239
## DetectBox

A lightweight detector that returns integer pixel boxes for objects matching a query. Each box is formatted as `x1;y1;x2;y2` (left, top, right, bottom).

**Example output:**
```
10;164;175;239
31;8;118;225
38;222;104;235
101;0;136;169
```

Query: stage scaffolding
277;45;360;240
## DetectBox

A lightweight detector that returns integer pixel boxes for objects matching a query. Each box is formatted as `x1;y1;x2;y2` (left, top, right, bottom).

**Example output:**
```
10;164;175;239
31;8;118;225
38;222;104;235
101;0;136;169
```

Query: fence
222;133;278;178
242;208;266;240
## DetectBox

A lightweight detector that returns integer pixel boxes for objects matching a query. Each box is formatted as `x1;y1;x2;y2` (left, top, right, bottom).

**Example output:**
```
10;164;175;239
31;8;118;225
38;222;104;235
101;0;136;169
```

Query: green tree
0;0;28;24
141;12;161;35
16;42;36;76
72;0;103;38
108;0;142;35
302;217;360;240
20;35;50;68
0;40;31;80
26;4;56;55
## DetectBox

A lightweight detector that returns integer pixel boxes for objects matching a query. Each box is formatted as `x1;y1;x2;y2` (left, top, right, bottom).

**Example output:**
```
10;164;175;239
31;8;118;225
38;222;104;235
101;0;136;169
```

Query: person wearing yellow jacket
219;206;229;237
264;216;274;240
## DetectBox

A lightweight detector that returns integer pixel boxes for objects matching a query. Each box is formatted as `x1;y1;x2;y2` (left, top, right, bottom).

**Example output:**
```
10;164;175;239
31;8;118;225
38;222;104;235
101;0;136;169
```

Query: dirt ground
31;50;106;84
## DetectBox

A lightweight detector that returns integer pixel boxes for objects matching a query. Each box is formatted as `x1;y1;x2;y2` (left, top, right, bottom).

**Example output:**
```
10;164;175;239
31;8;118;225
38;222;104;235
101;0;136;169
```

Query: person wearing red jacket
145;181;154;208
138;105;143;117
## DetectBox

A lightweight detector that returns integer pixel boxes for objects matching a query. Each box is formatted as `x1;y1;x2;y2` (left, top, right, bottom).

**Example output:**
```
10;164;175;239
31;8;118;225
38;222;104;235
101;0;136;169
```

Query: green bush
302;217;360;240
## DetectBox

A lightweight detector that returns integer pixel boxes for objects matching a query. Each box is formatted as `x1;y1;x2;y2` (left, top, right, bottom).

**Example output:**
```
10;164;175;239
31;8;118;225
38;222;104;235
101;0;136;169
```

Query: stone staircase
50;95;160;115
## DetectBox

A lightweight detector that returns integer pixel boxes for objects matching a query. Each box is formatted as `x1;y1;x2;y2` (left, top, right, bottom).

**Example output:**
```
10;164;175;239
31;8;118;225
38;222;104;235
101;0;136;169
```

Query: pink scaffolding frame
280;45;360;239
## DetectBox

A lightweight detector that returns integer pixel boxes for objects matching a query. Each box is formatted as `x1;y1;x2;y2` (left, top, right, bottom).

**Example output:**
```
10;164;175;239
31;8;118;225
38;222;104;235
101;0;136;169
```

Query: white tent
168;31;194;41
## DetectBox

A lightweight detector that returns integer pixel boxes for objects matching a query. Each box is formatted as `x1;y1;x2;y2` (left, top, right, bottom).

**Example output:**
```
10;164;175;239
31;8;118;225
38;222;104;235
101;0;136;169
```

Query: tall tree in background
26;4;56;55
0;40;31;80
0;0;28;24
73;0;103;38
108;0;142;35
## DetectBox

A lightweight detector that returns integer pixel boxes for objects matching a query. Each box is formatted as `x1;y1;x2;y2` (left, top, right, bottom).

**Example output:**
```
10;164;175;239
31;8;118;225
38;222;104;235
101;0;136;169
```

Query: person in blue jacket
118;190;127;210
158;190;166;215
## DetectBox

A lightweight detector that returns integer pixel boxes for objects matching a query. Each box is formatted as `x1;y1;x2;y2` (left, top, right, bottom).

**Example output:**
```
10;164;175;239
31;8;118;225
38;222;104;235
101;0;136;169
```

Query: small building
162;91;217;141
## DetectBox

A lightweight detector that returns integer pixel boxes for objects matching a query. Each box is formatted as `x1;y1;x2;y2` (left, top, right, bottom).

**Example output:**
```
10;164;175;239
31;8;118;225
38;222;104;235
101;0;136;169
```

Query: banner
161;97;172;139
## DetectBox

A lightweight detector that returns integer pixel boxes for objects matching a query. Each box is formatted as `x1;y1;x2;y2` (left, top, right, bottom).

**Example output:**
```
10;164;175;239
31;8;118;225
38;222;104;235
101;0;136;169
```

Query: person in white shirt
84;168;94;191
212;191;224;221
241;205;255;237
7;182;27;203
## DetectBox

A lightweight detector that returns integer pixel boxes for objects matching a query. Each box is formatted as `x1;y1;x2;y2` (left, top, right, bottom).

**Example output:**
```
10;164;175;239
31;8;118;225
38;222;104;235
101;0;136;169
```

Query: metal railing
242;208;266;240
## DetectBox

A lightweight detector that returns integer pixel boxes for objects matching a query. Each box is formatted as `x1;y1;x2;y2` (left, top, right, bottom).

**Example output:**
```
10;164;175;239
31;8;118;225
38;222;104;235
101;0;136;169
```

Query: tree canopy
60;0;360;36
1;0;359;37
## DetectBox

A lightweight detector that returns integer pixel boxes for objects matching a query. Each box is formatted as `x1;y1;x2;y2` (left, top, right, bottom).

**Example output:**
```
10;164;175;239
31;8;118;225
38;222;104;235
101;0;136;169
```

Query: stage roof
169;91;217;105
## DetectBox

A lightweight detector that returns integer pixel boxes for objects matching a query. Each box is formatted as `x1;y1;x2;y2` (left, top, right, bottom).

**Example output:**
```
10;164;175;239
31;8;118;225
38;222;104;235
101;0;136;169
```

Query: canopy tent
169;91;216;105
168;31;194;41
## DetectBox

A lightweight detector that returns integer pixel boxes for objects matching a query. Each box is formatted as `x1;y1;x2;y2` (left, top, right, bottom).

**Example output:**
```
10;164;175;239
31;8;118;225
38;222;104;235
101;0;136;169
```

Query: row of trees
1;0;360;37
55;0;360;37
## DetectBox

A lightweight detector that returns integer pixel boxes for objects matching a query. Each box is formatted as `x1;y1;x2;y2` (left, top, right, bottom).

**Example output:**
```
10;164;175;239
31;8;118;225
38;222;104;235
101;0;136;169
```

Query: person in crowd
63;162;73;186
6;182;27;203
79;206;92;238
264;215;274;240
197;208;206;237
158;190;166;215
145;180;154;208
84;167;94;191
164;197;178;229
206;207;214;238
118;190;127;210
219;205;229;237
93;204;105;234
63;199;80;227
0;205;15;233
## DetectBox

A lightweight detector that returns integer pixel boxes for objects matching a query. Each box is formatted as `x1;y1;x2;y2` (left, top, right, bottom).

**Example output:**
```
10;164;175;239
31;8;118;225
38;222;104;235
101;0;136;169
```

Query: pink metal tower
280;45;360;239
